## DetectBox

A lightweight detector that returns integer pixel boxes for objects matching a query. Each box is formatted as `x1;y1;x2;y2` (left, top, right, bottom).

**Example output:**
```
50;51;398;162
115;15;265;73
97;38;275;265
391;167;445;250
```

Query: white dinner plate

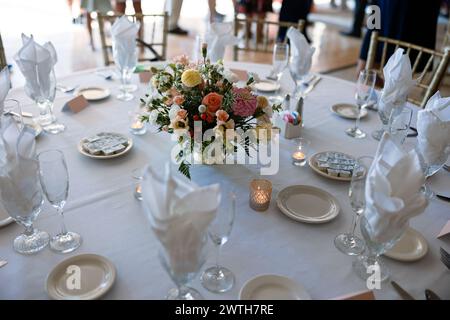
276;185;340;224
384;228;428;262
239;274;311;300
0;203;13;228
78;133;133;159
308;151;356;182
252;80;281;93
46;254;116;300
331;103;368;120
75;87;110;101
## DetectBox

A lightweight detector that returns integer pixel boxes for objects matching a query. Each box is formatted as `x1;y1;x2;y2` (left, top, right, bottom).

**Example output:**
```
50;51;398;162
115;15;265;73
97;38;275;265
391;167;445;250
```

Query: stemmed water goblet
113;36;138;101
38;149;82;253
269;43;289;104
334;156;372;256
201;192;236;293
346;70;376;139
416;145;450;199
389;107;413;145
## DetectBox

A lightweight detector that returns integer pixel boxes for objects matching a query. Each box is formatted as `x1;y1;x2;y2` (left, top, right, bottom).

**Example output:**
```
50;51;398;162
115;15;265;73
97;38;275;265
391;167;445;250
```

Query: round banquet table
0;62;449;300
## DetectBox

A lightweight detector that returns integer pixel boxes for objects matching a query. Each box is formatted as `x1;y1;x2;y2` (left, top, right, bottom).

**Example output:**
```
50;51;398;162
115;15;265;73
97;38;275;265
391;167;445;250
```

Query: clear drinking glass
38;150;81;253
129;110;147;135
113;37;138;101
288;58;308;99
334;156;372;256
2;99;24;129
416;144;450;198
131;167;144;201
372;101;404;141
291;138;311;167
389;107;413;145
270;43;289;103
346;70;376;139
201;192;236;293
33;69;66;134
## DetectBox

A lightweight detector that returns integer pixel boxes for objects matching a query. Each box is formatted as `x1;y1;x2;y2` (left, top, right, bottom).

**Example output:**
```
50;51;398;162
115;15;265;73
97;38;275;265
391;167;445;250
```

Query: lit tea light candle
292;151;305;161
134;184;142;201
292;138;310;167
249;179;272;211
131;121;144;130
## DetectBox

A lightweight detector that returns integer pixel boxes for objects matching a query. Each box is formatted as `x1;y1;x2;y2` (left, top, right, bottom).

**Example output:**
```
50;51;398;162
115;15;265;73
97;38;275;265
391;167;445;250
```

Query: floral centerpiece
141;44;281;178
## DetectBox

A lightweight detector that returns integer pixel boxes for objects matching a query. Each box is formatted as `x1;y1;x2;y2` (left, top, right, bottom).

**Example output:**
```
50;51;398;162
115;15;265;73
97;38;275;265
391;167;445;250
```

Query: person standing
80;0;113;50
165;0;188;35
236;0;273;43
115;0;143;40
277;0;313;43
341;0;368;38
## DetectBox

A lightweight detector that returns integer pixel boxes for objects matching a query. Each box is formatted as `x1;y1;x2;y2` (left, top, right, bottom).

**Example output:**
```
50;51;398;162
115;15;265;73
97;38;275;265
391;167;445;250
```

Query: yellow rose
181;69;202;88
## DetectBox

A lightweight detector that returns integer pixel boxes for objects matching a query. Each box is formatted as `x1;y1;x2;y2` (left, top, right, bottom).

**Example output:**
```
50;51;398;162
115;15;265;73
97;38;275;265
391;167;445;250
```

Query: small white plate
252;80;281;93
0;203;13;228
46;254;116;300
75;87;111;101
384;228;428;262
239;274;311;300
309;151;356;182
78;133;133;159
276;185;340;224
331;103;368;120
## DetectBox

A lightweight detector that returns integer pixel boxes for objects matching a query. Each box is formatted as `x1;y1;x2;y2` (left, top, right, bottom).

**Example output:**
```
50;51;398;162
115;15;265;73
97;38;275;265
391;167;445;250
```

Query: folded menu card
437;220;450;239
230;69;248;82
332;290;376;300
62;95;89;113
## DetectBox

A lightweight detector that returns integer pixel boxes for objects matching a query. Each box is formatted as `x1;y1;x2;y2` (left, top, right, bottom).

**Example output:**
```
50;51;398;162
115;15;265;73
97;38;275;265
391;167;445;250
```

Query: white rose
169;104;181;120
149;110;159;125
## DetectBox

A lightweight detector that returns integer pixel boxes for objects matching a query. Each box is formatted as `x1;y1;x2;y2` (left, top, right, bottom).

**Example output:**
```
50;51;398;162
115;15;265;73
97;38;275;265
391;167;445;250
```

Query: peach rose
173;95;185;105
177;109;188;119
257;96;269;109
202;92;223;113
216;110;229;122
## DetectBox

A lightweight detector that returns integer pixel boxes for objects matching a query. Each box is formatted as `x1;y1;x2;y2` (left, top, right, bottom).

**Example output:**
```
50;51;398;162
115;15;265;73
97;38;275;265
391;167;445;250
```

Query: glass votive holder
129;111;147;136
292;138;311;167
249;179;272;212
132;168;144;201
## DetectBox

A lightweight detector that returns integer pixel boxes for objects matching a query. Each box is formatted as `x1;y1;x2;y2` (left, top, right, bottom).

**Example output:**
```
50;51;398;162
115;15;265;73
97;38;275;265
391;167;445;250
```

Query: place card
139;71;152;83
62;95;89;113
230;69;248;82
437;220;450;239
332;290;376;300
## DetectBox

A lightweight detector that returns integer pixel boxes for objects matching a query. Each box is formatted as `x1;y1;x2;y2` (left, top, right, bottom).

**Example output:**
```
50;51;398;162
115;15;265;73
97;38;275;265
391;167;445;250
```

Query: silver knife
425;289;441;300
303;76;322;96
0;260;7;268
391;281;415;300
436;194;450;203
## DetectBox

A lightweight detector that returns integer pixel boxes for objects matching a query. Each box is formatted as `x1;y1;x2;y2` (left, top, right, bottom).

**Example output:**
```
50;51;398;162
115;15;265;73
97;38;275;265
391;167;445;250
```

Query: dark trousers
350;0;368;35
277;0;312;42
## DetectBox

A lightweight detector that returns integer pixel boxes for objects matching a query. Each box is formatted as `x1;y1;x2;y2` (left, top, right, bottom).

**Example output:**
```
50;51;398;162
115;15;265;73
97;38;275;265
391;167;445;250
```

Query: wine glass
201;192;236;293
38;150;81;253
113;36;138;101
270;43;289;103
416;144;450;198
334;156;372;256
346;70;376;139
2;99;24;129
389;107;413;145
288;58;308;99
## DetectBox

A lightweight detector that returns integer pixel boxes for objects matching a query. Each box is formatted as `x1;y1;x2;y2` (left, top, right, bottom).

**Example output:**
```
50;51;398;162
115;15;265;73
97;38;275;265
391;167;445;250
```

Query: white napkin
0;117;41;220
142;164;221;275
0;67;11;114
287;27;315;76
365;133;428;244
14;34;57;102
378;48;415;116
417;91;450;166
111;16;140;70
205;22;238;63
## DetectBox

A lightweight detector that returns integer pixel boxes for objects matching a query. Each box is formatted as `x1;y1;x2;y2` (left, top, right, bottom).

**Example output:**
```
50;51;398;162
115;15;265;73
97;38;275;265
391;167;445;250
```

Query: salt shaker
282;94;291;111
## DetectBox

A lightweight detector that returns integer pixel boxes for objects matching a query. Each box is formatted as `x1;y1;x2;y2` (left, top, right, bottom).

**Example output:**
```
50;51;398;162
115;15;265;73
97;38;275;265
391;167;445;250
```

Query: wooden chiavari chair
233;15;305;61
0;33;7;70
366;31;450;108
97;12;168;66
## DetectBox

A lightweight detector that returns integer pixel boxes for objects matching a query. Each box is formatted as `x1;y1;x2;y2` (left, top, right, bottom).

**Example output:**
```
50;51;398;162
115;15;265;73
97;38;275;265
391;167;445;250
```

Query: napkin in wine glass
365;133;428;244
141;164;221;275
14;34;57;102
286;27;315;77
0;66;11;113
111;16;140;70
378;48;415;116
204;22;238;63
417;91;450;166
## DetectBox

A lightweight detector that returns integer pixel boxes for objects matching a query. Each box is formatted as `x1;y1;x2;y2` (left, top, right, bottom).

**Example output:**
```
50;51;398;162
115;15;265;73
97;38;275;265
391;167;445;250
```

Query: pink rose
173;95;185;105
216;110;229;122
232;87;257;117
177;109;188;119
202;92;223;113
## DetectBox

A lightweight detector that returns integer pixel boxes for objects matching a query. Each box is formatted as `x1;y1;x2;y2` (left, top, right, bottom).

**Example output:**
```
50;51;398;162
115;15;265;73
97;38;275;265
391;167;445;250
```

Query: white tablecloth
1;62;449;300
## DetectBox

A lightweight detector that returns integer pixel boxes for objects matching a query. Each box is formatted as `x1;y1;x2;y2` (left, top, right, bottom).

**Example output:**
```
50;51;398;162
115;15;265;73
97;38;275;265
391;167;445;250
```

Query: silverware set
391;281;443;300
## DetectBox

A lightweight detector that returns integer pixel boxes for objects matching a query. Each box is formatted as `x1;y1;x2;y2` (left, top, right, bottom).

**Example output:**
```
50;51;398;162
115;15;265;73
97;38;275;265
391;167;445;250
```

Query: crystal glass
372;101;404;141
201;192;236;293
32;69;66;134
288;58;308;99
38;150;81;253
270;43;289;104
334;156;373;256
113;38;138;101
291;138;311;167
416;144;450;198
346;70;376;139
389;107;413;145
2;99;24;129
129;110;147;135
132;168;143;201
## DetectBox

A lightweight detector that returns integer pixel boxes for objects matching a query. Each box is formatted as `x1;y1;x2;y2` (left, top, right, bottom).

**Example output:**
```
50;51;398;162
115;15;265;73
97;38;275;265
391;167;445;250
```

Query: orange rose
216;110;229;122
177;109;188;119
202;92;223;113
173;95;185;105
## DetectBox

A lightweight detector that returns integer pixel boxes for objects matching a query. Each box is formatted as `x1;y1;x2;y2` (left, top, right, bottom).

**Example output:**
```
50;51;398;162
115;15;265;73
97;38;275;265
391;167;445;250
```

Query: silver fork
440;247;450;270
56;84;79;93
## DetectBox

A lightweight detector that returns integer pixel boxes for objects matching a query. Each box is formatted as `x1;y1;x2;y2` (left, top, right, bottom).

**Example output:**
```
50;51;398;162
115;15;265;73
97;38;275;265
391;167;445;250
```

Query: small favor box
283;122;302;139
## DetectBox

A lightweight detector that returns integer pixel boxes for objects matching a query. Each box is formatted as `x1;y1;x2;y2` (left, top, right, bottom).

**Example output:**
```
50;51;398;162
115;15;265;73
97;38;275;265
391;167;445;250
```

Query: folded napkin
0;116;41;220
287;27;315;76
204;22;238;63
417;91;450;166
111;16;140;70
378;48;415;117
142;164;220;275
14;34;57;102
0;66;11;114
365;133;428;244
